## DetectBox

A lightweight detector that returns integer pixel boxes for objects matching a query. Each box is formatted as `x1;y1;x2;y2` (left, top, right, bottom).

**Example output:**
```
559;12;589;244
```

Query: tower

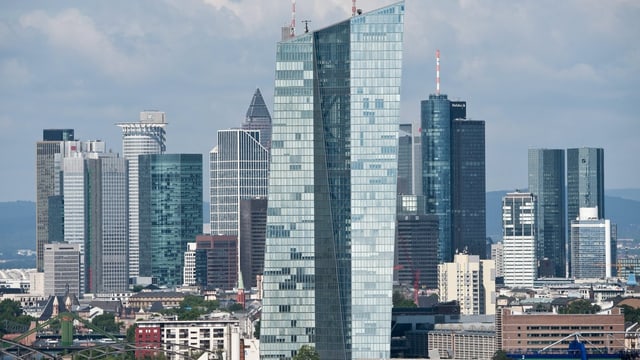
260;3;404;359
528;148;566;277
438;253;496;315
570;207;616;279
117;111;167;279
242;88;273;150
567;148;604;227
502;191;537;288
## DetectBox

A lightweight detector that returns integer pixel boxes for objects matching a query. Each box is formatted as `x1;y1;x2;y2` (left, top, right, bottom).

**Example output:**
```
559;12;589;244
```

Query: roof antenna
352;0;357;17
436;49;441;96
302;20;311;33
290;0;296;37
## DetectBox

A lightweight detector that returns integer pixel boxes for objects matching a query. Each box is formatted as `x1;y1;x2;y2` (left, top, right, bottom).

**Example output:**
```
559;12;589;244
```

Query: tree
558;299;601;314
91;313;121;333
393;290;417;308
126;323;137;343
253;320;260;339
293;345;320;360
492;349;512;360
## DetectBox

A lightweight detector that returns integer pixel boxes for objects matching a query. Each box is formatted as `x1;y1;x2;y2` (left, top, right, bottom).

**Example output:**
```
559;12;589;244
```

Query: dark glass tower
138;154;203;286
242;88;273;150
567;147;604;222
528;149;566;277
260;3;404;359
397;123;414;195
452;119;486;258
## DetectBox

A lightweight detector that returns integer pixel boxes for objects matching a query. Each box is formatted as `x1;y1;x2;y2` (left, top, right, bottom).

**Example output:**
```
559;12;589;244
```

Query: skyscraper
528;148;566;277
239;197;267;289
397;123;414;195
502;191;537;288
567;148;605;225
260;3;404;359
36;129;74;271
570;207;616;279
242;88;273;150
138;154;202;287
44;243;81;297
117;111;167;279
452;119;486;258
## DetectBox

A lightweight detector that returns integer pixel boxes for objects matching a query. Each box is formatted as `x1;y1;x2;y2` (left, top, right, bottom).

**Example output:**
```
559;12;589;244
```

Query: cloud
0;58;33;88
19;8;144;79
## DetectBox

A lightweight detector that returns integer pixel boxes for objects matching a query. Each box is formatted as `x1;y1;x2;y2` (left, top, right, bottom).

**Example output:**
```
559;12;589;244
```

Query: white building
117;111;167;279
43;243;81;297
183;242;197;286
491;242;503;278
438;253;496;315
571;207;616;279
502;191;537;288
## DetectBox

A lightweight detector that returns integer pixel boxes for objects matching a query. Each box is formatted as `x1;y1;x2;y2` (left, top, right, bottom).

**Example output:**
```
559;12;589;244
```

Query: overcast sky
1;0;638;201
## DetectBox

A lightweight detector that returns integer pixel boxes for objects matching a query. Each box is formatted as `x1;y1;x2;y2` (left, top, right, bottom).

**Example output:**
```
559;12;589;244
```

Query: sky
1;0;638;201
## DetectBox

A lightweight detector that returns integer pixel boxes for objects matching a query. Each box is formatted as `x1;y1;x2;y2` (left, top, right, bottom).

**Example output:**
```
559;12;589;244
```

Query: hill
0;201;35;269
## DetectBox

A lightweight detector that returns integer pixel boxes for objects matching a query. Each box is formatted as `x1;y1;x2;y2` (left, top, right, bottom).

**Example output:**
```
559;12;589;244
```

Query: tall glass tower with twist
260;3;404;359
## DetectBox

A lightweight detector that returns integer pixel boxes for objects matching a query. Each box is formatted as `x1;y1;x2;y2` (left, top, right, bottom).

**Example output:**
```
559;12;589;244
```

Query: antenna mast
352;0;357;17
436;49;441;95
290;0;296;37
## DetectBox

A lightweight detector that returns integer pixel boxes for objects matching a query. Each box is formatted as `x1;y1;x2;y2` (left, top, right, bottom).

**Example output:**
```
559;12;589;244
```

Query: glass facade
260;3;404;359
139;154;202;287
570;208;616;279
528;149;566;277
567;148;604;224
117;111;167;278
397;124;413;195
242;88;273;150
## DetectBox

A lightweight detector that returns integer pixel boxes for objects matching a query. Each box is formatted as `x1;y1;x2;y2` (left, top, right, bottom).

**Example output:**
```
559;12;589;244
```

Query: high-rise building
138;154;202;287
36;129;74;271
117;111;167;279
242;88;273;150
395;195;439;289
183;242;197;286
397;124;414;195
438;253;496;315
452;119;486;258
44;243;81;297
194;235;238;291
239;197;267;289
567;148;605;229
260;3;404;359
528;149;566;277
490;242;504;278
570;207;616;279
502;191;537;288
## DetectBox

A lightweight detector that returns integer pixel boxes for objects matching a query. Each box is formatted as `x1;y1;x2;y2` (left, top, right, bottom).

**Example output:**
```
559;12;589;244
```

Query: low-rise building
428;322;496;360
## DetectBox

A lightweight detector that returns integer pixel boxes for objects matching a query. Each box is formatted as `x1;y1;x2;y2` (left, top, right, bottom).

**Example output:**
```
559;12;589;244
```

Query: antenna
302;20;311;34
290;0;296;37
352;0;357;17
436;49;441;95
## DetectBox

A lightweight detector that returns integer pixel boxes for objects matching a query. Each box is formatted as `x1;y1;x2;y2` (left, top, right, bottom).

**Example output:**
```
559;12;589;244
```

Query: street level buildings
260;3;405;359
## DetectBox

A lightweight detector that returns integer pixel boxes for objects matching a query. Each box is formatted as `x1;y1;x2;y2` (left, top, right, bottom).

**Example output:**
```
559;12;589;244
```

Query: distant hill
487;190;640;242
0;201;35;269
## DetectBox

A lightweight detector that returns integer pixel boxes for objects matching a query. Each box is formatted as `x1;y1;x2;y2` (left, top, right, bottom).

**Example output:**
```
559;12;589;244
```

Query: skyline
1;0;639;201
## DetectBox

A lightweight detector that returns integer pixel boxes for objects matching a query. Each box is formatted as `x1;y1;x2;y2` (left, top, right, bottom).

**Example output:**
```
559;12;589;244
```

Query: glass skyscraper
242;88;273;150
117;111;167;279
567;147;604;223
528;148;566;277
570;207;616;279
260;3;404;359
138;154;202;287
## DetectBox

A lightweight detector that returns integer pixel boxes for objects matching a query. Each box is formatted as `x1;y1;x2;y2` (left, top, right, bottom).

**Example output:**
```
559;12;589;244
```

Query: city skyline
1;1;638;201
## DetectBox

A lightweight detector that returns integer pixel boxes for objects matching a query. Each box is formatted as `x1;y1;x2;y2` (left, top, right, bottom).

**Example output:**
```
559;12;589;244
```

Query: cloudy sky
1;0;638;201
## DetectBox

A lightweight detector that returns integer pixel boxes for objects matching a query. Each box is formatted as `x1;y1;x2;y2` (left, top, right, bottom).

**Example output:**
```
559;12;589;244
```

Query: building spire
436;49;441;95
290;0;296;37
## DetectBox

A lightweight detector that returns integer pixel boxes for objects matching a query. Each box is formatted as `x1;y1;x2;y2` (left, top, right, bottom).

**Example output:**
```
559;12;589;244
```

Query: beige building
429;322;496;360
438;253;496;315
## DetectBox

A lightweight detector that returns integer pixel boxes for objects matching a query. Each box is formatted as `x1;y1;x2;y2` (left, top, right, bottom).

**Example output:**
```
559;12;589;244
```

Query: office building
570;207;616;279
43;243;81;297
117;111;167;279
395;195;439;289
490;242;504;278
260;3;404;359
36;129;74;271
242;87;273;150
239;197;267;289
428;323;496;360
182;242;197;287
397;123;414;195
194;234;238;291
528;148;566;277
438;253;496;315
139;154;202;287
567;147;605;222
502;192;537;288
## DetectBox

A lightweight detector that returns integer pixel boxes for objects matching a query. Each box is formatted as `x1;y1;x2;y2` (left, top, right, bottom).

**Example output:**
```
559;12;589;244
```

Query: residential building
36;129;74;271
528;148;566;277
239;197;267;289
139;154;202;287
43;243;81;297
396;195;439;289
242;87;273;150
438;253;496;315
260;3;405;359
117;111;167;279
502;192;537;288
570;207;616;279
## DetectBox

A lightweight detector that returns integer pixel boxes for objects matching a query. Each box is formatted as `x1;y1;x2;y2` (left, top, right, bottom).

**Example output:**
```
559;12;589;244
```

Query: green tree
293;345;320;360
126;323;137;343
558;299;601;314
91;313;121;333
492;349;512;360
621;304;640;323
0;299;35;336
393;290;417;308
253;320;260;339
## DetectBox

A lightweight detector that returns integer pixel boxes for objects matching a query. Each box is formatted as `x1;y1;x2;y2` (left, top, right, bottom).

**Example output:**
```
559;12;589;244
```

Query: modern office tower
438;253;496;315
570;207;616;279
117;111;167;279
194;235;238;290
44;243;81;297
567;148;605;229
239;197;267;289
183;242;197;286
502;192;537;288
396;195;439;289
528;149;566;277
242;88;273;150
397;124;414;195
36;129;75;271
452;119;486;258
261;3;404;359
412;124;423;196
138;154;202;287
490;242;504;278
